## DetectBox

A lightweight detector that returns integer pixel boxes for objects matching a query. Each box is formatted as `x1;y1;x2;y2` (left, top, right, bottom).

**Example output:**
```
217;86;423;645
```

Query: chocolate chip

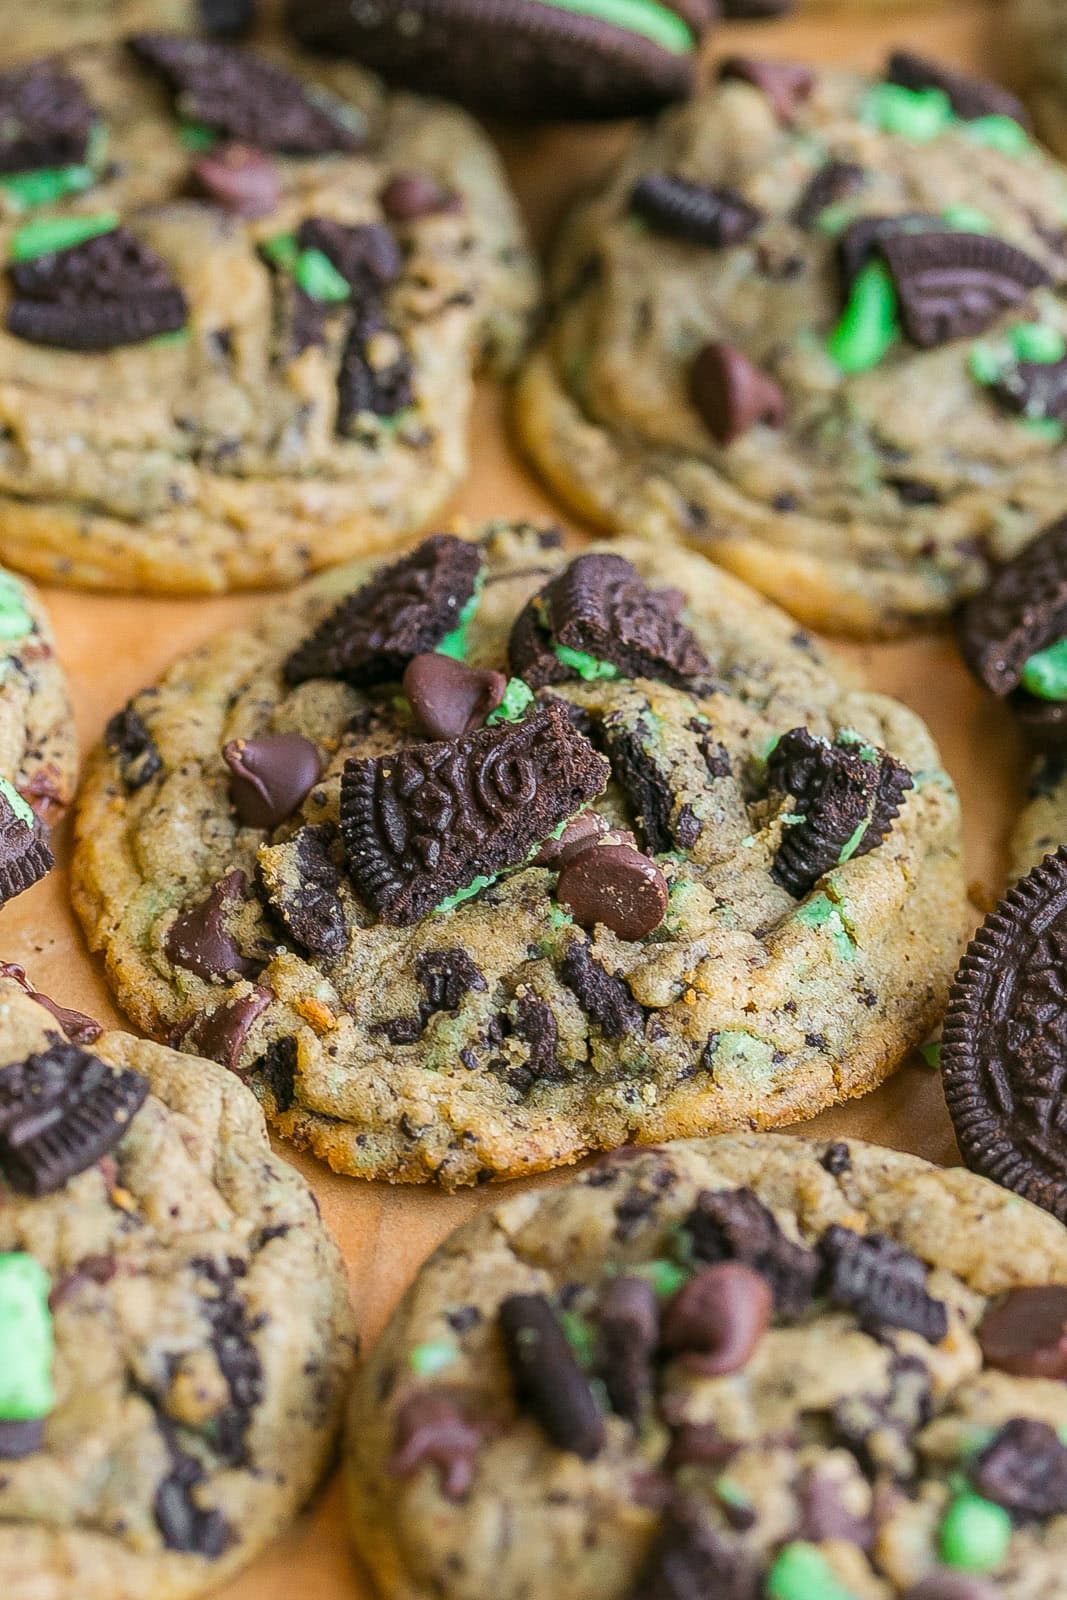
0;63;94;174
0;1418;45;1459
128;34;363;155
0;1041;149;1196
297;216;403;294
165;870;260;983
380;172;459;221
498;1293;605;1459
192;143;280;218
690;341;787;445
179;987;271;1071
879;230;1050;349
660;1263;773;1376
978;1286;1067;1378
719;56;814;122
7;227;188;352
402;654;507;740
0;963;101;1044
820;1225;949;1343
597;1276;659;1425
665;1421;739;1471
683;1188;819;1318
223;733;322;829
388;1389;493;1501
886;50;1029;128
284;534;484;688
49;1252;116;1309
820;1141;852;1176
556;842;668;941
0;786;52;907
791;161;865;230
532;810;610;869
971;1418;1067;1519
559;939;644;1039
340;702;608;926
630;172;762;248
105;702;162;791
258;824;347;958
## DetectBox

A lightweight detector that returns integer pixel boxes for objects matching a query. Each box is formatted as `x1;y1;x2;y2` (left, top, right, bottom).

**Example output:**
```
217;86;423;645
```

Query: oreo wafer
284;0;716;121
0;780;53;907
942;846;1067;1223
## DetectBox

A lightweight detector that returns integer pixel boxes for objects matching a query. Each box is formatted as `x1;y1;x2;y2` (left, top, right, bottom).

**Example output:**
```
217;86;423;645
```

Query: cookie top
0;36;536;592
517;52;1067;637
73;521;964;1187
1009;749;1067;881
0;1;258;63
346;1133;1067;1600
0;974;356;1600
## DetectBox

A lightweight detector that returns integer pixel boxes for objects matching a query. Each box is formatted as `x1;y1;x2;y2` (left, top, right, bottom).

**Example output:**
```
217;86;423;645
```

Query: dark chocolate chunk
683;1187;819;1318
957;515;1067;697
631;1502;760;1600
402;654;507;741
340;702;608;926
991;356;1067;425
0;1040;149;1195
879;230;1049;349
336;304;414;429
0;1418;45;1458
380;172;458;222
0;962;101;1044
388;1389;494;1501
555;841;668;940
559;938;644;1039
191;1256;264;1465
165;870;260;983
507;553;713;692
820;1225;949;1342
596;1275;659;1426
7;226;188;351
718;56;814;122
660;1262;773;1376
297;216;402;295
629;173;762;248
192;142;280;219
971;1418;1067;1519
154;1420;232;1556
978;1285;1067;1378
179;987;271;1071
791;160;865;230
0;63;94;175
223;732;322;828
258;824;347;958
253;1034;297;1112
0;785;53;907
105;702;163;791
767;727;913;898
513;994;563;1087
821;1141;852;1176
128;34;363;155
886;50;1029;128
690;340;787;445
942;846;1067;1222
498;1293;605;1459
284;534;484;688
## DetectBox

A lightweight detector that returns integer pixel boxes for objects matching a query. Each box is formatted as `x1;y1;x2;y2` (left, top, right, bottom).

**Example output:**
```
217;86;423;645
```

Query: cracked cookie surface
72;522;964;1187
346;1133;1067;1600
0;976;356;1600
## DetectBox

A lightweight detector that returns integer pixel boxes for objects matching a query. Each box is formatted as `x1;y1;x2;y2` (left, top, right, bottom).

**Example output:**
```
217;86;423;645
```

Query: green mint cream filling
553;643;620;681
435;570;486;661
1021;637;1067;701
0;571;32;643
536;0;695;53
0;778;34;829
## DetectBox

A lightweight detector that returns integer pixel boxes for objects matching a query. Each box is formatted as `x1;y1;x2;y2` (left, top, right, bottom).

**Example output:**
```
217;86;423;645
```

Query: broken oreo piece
258;824;347;958
792;161;865;231
0;1041;149;1195
629;173;762;248
683;1187;820;1318
336;304;414;430
943;846;1067;1223
0;779;52;907
971;1419;1067;1519
820;1225;949;1343
199;0;258;36
340;701;608;925
0;63;95;175
498;1293;604;1459
7;226;188;352
284;534;483;688
886;51;1029;129
128;35;363;155
767;728;912;898
957;515;1067;697
508;553;712;692
991;357;1067;428
297;217;403;296
879;231;1050;349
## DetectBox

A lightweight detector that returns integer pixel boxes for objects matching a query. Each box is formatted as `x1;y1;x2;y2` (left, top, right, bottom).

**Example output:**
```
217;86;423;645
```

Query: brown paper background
3;4;1033;1593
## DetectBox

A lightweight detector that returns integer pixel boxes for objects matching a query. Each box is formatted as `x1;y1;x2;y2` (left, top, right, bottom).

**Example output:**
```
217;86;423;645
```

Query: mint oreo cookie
285;0;721;120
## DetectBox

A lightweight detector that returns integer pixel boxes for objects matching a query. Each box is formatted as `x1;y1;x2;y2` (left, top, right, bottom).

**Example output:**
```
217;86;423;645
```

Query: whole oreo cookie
284;0;718;120
943;845;1067;1222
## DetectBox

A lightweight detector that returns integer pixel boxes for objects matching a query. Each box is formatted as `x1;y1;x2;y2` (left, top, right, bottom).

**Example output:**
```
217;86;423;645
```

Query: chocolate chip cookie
0;36;536;592
346;1132;1067;1600
516;51;1067;637
0;1;259;63
0;971;356;1600
72;521;964;1187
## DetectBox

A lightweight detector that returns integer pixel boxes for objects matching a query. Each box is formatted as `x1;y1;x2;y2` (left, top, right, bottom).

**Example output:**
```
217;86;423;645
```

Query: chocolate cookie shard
7;226;188;352
258;824;347;958
820;1225;949;1343
559;938;644;1038
0;63;95;175
957;516;1067;697
104;702;162;791
683;1187;820;1318
942;847;1067;1222
978;1285;1067;1378
885;51;1029;129
767;728;913;898
498;1293;605;1460
629;173;762;248
792;160;865;230
0;1041;149;1195
340;702;609;926
837;213;943;296
127;35;363;156
878;231;1050;349
508;553;712;692
0;779;52;906
284;535;484;688
596;1275;659;1425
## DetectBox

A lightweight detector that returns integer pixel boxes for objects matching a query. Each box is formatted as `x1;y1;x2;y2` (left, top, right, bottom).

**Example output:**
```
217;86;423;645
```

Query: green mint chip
961;114;1031;156
434;873;498;914
294;247;351;304
0;570;32;643
766;1542;860;1600
539;0;695;54
10;211;119;263
553;643;620;681
1010;322;1066;365
969;341;1006;386
827;260;900;375
919;1041;942;1070
0;1254;54;1422
435;572;485;662
861;83;954;141
179;120;218;152
0;164;95;211
1021;636;1067;700
939;1492;1012;1573
408;1340;456;1377
487;678;534;725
